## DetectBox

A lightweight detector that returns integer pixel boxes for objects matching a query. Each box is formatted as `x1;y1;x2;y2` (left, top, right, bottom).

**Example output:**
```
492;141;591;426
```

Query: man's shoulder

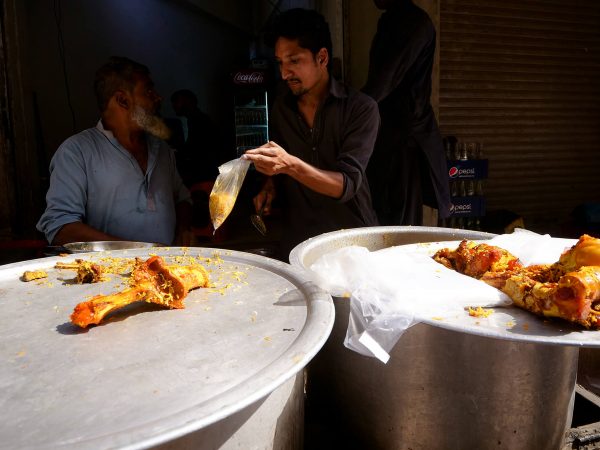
398;2;433;24
328;83;379;129
61;127;102;147
338;83;379;112
56;127;103;154
387;4;434;38
330;78;373;103
49;128;106;171
348;85;377;104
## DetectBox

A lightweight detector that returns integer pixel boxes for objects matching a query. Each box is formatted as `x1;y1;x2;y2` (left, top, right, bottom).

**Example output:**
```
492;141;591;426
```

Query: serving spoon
250;205;267;236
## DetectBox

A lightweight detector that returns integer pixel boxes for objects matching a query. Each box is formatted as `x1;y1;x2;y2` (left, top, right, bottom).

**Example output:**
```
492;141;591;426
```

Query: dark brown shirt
270;77;380;257
363;0;452;224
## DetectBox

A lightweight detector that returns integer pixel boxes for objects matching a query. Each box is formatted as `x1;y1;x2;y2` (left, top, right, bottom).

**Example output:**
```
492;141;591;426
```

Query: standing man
170;89;219;186
243;8;380;259
363;0;451;226
37;56;192;246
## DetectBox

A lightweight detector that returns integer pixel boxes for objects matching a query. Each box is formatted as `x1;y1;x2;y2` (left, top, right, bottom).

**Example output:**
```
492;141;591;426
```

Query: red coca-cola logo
233;71;265;85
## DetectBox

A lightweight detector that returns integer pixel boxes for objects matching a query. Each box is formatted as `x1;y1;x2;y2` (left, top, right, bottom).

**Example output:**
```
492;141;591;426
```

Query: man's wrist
284;155;302;178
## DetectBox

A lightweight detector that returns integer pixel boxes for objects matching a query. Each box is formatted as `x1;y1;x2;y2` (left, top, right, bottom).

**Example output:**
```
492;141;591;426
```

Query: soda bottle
445;140;452;160
453;142;461;160
476;179;484;196
450;180;458;197
466;179;475;196
459;143;468;161
468;142;479;160
458;180;466;197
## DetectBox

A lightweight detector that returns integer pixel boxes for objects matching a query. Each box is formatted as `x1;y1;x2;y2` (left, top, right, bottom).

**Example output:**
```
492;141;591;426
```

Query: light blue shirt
37;121;190;245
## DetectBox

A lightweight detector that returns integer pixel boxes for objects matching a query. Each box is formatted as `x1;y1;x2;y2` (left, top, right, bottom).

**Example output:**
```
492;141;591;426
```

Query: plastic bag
209;158;251;231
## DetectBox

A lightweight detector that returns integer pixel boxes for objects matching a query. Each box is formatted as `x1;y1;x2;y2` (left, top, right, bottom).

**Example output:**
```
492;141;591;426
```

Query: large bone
70;256;209;328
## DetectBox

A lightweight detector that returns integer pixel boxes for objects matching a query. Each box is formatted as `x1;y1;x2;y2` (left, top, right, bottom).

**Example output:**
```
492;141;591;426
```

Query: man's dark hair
265;8;333;69
171;89;198;105
93;56;150;112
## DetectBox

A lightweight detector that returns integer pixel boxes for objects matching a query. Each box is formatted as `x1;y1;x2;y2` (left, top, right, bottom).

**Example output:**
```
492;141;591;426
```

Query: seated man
37;56;191;246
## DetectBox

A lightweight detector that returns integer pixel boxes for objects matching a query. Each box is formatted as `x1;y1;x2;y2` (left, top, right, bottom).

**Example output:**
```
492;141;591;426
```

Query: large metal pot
157;373;304;449
0;247;334;449
290;226;578;450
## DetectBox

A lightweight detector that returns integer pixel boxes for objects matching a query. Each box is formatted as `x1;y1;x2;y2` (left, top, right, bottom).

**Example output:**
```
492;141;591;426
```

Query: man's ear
317;49;329;66
115;91;130;109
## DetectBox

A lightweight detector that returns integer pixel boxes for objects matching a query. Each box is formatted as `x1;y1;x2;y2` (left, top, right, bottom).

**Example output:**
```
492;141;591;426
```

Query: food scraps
21;270;48;282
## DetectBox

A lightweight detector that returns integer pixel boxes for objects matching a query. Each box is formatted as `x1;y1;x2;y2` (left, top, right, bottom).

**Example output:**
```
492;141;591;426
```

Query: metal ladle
250;205;267;236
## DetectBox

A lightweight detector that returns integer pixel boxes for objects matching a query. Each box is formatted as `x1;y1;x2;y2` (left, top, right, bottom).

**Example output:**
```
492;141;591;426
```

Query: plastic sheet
308;228;575;363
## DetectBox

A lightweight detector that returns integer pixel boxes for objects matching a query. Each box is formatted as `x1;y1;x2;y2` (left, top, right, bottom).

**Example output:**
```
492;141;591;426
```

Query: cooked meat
70;256;209;328
75;260;105;283
432;240;523;288
55;259;105;283
432;235;600;329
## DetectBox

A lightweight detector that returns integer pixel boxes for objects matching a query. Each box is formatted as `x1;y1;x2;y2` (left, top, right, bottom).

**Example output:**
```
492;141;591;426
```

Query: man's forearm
52;222;118;245
285;156;344;198
243;142;345;199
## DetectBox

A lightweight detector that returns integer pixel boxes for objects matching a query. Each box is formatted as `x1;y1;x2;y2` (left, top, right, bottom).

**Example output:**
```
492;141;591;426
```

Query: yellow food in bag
209;192;236;230
208;157;251;231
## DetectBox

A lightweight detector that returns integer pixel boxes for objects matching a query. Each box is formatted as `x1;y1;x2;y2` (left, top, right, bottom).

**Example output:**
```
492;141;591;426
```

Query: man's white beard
131;105;171;140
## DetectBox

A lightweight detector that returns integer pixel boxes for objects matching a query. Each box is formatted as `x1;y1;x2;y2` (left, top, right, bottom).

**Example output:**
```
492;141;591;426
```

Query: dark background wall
1;0;318;242
346;0;600;236
438;0;600;234
1;0;599;246
24;0;251;170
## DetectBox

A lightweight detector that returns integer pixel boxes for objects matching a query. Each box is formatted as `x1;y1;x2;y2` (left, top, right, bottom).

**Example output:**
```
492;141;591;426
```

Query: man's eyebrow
279;52;301;60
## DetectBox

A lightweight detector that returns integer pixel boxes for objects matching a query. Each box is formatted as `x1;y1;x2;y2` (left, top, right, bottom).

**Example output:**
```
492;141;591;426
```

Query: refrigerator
232;68;270;157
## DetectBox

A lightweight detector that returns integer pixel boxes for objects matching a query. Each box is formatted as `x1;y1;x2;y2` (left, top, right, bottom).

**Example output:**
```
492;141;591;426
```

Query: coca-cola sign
233;70;266;85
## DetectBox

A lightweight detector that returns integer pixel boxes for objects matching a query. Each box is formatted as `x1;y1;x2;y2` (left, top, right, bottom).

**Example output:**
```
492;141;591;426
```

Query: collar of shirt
283;76;349;111
95;120;159;176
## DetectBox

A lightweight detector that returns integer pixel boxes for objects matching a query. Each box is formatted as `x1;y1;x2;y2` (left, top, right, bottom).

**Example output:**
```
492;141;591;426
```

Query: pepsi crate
447;159;488;180
450;195;486;218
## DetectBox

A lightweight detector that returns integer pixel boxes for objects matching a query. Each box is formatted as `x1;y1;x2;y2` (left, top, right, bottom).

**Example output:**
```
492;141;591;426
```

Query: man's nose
280;66;292;80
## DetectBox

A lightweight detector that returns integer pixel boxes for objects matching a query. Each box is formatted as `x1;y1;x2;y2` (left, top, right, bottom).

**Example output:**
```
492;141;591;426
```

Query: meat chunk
70;256;209;328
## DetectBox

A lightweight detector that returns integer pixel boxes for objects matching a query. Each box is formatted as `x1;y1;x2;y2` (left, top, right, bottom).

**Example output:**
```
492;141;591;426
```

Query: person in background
37;56;192;246
170;89;219;186
243;8;380;259
363;0;451;226
163;116;185;154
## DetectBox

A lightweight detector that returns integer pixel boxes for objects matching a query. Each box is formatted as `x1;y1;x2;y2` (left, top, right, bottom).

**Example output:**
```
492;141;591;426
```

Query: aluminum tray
63;241;161;252
0;247;334;449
